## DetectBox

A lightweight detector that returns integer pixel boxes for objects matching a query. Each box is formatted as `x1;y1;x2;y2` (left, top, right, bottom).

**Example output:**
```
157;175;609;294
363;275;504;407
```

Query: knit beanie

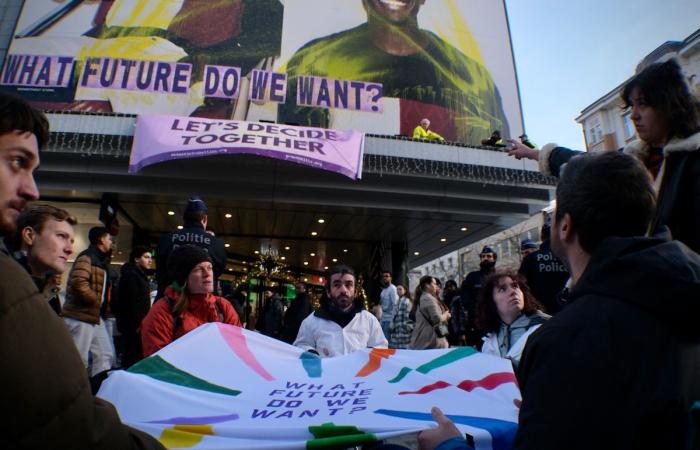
167;245;212;289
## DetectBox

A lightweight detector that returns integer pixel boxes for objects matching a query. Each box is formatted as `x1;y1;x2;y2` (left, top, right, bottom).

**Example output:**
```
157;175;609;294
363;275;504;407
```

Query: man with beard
460;246;497;347
294;265;387;357
418;152;700;450
278;0;509;145
0;92;165;449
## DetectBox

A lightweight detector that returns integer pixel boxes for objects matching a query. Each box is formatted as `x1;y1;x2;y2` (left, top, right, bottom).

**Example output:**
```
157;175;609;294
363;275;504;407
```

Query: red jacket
141;286;241;357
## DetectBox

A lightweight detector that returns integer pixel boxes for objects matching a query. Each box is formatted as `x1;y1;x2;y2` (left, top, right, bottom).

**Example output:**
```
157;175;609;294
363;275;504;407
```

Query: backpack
165;297;224;339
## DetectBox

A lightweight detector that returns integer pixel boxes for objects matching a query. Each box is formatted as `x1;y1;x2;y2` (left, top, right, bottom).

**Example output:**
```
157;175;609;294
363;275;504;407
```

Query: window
622;111;635;139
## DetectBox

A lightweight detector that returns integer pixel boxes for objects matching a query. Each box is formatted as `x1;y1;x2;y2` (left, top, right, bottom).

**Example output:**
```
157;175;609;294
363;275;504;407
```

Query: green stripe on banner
129;355;241;396
307;423;377;449
387;366;412;383
416;347;478;374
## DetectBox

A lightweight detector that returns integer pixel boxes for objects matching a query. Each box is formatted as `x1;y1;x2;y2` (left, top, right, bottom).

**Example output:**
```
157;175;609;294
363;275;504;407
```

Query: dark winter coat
539;131;700;254
514;237;700;449
282;292;314;344
117;262;151;334
0;241;165;450
518;240;569;315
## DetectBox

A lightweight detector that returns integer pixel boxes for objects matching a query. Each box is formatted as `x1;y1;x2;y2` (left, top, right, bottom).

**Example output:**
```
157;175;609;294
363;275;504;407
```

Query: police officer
155;196;227;298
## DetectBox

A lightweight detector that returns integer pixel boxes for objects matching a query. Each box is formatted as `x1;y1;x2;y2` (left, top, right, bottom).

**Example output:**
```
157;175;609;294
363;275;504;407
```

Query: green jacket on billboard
278;23;510;145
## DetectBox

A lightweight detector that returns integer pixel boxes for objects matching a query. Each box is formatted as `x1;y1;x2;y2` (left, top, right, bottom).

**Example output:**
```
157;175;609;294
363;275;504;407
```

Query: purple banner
129;115;365;180
248;69;287;103
79;57;192;94
203;65;241;99
1;54;74;87
296;75;383;113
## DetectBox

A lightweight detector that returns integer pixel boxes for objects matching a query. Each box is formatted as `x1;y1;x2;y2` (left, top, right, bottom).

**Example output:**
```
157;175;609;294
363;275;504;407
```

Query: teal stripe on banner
300;351;322;378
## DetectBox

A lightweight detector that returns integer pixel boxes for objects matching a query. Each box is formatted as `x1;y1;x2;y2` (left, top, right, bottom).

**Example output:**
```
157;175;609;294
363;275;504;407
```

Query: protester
412;118;445;142
294;265;387;357
519;133;536;149
63;226;116;385
480;130;506;147
476;269;549;369
11;204;76;315
259;289;284;340
155;196;227;298
460;245;497;347
141;245;241;356
0;92;165;449
116;245;153;368
410;275;451;350
419;151;700;450
444;280;466;346
379;270;399;340
281;282;314;344
508;59;700;254
389;283;413;349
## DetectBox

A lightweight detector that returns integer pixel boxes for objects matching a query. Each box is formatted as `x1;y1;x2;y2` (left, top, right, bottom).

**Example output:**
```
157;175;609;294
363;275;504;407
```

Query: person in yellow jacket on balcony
412;118;445;142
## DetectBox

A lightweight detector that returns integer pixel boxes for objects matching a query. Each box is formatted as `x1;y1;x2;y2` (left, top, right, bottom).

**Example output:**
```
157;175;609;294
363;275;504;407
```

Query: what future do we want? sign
99;324;520;450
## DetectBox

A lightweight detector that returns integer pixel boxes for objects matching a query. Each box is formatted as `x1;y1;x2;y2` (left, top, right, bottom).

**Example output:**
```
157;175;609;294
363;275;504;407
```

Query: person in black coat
420;151;700;450
116;245;152;367
519;216;569;315
282;282;314;344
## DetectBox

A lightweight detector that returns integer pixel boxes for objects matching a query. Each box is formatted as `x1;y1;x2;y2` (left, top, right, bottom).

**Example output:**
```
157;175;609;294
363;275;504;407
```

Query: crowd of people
1;55;700;450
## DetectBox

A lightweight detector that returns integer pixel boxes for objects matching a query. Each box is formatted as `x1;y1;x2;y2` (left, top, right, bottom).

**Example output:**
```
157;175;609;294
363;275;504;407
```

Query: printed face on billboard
2;0;522;146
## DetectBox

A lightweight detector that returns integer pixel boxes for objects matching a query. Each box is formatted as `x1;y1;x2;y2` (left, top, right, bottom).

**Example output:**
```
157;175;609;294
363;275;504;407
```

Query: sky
505;0;700;150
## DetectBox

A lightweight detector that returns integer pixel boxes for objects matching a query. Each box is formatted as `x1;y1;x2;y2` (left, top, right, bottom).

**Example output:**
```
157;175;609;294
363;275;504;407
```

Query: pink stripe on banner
457;372;518;392
217;324;275;381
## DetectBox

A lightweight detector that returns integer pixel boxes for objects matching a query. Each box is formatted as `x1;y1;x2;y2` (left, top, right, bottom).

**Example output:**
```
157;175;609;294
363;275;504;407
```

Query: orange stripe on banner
355;348;396;377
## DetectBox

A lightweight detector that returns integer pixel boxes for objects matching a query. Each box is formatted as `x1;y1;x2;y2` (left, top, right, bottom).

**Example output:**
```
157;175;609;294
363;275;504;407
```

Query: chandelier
259;245;285;276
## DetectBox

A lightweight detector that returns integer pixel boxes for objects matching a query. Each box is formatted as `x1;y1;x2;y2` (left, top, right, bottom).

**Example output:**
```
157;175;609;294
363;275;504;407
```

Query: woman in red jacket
141;245;240;357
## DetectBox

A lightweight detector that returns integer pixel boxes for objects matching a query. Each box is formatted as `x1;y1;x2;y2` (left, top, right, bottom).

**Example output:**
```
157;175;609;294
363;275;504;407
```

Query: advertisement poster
2;0;522;145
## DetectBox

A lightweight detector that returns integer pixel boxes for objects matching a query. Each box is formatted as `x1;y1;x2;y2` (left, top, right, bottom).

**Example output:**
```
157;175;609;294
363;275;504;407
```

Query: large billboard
2;0;522;145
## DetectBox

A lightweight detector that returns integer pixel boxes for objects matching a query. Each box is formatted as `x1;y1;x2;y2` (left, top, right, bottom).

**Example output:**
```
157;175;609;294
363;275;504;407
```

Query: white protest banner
99;324;519;450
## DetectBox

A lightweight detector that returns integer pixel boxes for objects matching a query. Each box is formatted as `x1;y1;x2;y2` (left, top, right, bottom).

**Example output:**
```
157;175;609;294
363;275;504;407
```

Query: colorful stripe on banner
388;347;478;383
306;423;377;450
374;410;516;450
147;413;239;425
217;323;275;381
398;372;518;395
457;372;518;392
356;348;396;377
159;424;214;449
128;355;240;396
301;351;322;378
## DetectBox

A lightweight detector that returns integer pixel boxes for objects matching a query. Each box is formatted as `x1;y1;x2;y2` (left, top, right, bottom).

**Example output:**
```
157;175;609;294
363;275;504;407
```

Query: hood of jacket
624;131;700;161
571;236;700;338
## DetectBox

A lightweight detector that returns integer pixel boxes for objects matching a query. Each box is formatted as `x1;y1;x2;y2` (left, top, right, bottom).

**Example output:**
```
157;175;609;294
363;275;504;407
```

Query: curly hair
475;268;543;333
